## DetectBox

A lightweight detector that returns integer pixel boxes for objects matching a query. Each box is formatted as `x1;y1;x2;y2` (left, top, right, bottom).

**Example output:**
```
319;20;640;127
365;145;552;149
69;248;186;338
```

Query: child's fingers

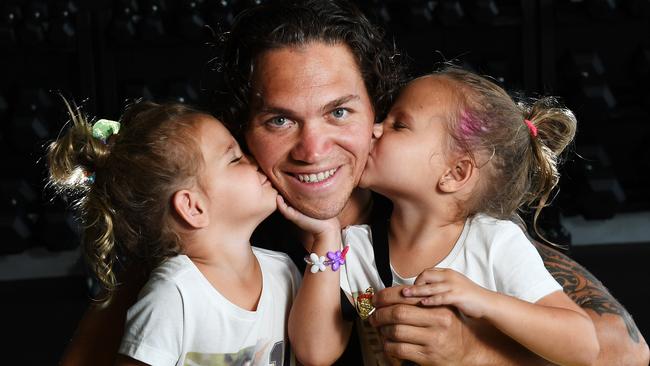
413;268;450;285
276;195;289;215
276;195;325;230
419;292;453;307
402;283;451;297
277;195;290;211
276;195;342;238
276;195;299;218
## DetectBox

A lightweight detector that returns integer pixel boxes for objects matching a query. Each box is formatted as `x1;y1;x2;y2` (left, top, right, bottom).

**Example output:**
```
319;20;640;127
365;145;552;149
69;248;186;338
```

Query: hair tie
524;119;537;137
92;119;121;143
83;170;96;185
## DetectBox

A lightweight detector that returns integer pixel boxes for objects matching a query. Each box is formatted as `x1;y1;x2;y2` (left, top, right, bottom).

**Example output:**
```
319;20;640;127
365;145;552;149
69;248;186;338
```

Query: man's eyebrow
255;105;294;116
253;94;360;117
322;94;360;112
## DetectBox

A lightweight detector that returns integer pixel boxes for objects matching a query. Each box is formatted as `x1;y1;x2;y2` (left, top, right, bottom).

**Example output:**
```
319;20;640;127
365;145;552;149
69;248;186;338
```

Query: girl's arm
404;268;600;366
276;196;352;366
61;267;147;366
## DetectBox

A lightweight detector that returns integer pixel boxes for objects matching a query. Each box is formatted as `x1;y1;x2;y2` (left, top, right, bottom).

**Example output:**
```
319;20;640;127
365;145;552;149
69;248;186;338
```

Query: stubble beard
284;189;351;220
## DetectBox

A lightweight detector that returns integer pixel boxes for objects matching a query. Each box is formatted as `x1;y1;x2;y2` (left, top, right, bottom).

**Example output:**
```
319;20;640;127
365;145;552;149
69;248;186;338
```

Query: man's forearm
461;317;554;366
535;242;650;365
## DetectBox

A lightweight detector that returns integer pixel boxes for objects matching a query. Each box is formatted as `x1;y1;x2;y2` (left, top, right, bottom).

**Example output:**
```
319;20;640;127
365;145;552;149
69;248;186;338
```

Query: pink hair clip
524;119;537;137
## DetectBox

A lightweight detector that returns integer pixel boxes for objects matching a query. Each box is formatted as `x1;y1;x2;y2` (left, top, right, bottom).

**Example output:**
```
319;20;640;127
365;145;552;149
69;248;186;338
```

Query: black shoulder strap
369;193;393;288
253;211;307;272
258;211;362;323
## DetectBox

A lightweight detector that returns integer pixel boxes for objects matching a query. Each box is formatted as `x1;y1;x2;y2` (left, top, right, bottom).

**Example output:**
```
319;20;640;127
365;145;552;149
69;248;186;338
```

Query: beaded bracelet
304;246;349;273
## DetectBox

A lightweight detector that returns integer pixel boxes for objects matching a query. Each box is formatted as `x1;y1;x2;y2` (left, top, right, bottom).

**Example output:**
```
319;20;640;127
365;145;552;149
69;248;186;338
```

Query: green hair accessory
92;119;121;142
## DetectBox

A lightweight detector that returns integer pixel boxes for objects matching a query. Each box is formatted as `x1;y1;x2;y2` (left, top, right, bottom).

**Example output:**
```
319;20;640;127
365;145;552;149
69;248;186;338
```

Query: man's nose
290;122;333;163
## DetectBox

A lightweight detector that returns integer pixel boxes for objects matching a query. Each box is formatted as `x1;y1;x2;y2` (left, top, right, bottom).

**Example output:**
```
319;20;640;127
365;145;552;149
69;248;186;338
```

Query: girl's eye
331;108;348;119
230;156;243;164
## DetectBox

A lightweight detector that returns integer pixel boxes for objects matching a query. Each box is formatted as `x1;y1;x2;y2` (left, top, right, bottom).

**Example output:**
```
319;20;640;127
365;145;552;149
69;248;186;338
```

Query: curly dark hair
211;0;406;138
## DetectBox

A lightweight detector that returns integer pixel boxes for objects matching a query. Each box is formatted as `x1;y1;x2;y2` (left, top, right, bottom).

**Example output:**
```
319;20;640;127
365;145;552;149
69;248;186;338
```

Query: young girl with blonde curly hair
47;100;301;366
282;66;600;366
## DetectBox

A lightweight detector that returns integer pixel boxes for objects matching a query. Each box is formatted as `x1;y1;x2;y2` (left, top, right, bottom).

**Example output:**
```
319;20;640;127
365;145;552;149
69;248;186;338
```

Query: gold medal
356;287;375;320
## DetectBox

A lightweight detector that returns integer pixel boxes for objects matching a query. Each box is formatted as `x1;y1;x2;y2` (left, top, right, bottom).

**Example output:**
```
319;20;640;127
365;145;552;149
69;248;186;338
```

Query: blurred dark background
1;0;649;364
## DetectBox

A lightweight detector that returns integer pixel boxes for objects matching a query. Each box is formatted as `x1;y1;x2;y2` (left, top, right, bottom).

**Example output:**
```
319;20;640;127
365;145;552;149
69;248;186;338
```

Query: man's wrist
462;318;552;366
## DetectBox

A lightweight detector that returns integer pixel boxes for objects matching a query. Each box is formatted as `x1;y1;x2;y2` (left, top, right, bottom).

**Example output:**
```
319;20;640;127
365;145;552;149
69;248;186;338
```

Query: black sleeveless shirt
251;193;394;364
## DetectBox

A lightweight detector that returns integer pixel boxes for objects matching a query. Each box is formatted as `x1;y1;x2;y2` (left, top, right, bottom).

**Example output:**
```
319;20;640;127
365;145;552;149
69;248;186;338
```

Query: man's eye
331;108;348;119
392;121;407;130
267;116;290;127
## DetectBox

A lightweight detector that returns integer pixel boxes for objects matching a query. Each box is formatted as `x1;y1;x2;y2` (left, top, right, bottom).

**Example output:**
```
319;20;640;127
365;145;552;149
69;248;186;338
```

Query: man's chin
287;199;344;221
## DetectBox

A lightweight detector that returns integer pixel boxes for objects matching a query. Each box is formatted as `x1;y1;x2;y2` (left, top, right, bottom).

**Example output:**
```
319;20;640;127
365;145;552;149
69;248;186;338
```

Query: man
217;1;648;365
61;1;648;365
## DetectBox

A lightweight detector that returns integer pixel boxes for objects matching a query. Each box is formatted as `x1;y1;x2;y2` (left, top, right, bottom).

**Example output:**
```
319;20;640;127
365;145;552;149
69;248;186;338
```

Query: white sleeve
491;224;562;303
288;259;303;299
118;279;183;366
339;225;385;308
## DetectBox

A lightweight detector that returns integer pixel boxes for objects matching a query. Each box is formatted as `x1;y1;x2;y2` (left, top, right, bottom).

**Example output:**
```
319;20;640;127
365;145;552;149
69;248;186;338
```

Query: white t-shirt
118;247;302;366
340;213;562;366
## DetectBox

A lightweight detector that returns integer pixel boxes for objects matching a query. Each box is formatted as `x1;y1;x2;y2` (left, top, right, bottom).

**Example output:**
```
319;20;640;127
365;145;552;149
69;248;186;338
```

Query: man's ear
438;156;475;193
172;189;209;229
372;122;384;139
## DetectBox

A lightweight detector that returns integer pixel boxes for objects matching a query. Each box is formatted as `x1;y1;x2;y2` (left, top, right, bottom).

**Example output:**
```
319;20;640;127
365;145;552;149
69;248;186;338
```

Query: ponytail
521;97;577;246
434;66;577;248
47;98;205;301
47;98;120;298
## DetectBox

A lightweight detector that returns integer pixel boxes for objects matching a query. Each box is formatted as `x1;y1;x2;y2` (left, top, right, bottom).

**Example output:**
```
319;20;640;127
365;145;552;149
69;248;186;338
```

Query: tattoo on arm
534;242;641;343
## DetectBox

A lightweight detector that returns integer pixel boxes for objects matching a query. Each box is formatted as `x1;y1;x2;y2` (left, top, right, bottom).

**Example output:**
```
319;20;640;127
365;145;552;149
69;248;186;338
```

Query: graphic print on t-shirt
183;340;285;366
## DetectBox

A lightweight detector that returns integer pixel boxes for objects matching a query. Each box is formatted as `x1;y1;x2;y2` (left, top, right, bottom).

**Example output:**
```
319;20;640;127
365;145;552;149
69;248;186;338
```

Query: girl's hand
401;268;494;319
276;195;340;237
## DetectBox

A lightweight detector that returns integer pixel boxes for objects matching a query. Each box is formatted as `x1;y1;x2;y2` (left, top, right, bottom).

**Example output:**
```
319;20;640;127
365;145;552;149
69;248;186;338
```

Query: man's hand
369;285;469;365
369;285;555;366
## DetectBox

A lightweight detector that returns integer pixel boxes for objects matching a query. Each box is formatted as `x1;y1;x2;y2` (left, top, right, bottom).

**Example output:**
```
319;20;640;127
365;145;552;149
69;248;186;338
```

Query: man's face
245;42;375;219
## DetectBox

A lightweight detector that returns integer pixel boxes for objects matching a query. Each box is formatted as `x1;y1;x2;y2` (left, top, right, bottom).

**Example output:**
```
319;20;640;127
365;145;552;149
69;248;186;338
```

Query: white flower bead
309;253;327;273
